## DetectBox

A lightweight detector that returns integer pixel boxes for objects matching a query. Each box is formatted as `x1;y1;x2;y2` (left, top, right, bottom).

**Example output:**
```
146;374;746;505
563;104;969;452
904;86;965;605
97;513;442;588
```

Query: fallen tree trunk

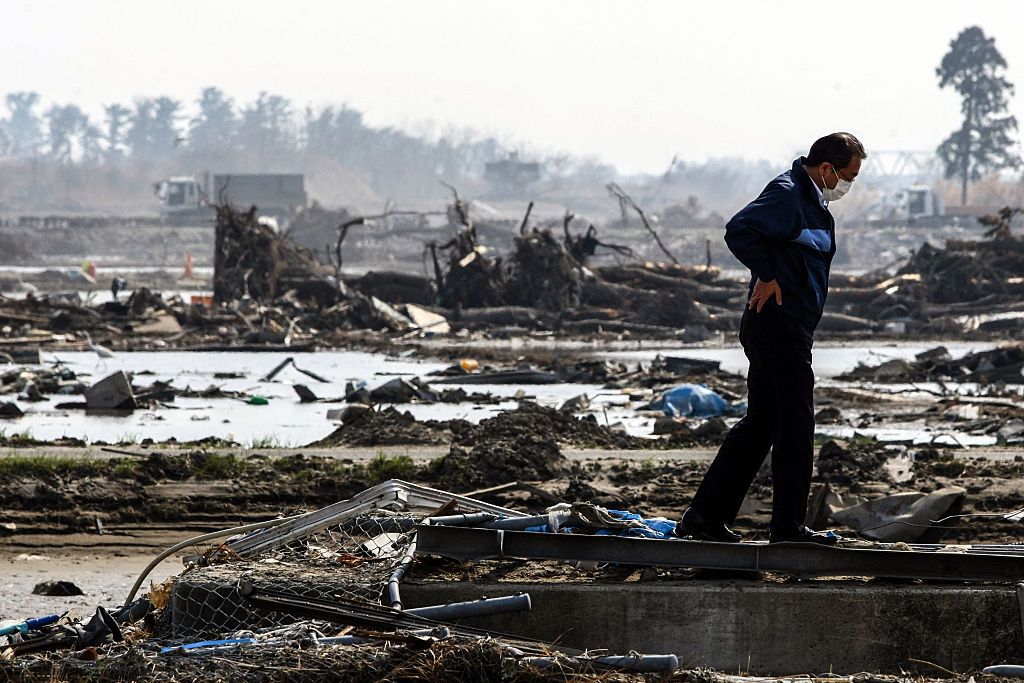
635;262;721;284
596;265;701;291
448;306;548;328
827;287;893;305
345;271;435;305
921;296;1024;316
581;279;709;327
817;312;880;332
563;319;680;335
693;285;747;306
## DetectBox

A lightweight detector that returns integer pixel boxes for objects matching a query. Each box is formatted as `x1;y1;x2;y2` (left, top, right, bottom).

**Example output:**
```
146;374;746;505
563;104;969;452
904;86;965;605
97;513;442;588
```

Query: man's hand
748;278;782;313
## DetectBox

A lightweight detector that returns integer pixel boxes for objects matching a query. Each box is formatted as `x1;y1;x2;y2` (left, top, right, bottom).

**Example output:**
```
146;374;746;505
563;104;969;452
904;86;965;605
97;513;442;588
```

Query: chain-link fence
168;513;415;639
161;481;520;641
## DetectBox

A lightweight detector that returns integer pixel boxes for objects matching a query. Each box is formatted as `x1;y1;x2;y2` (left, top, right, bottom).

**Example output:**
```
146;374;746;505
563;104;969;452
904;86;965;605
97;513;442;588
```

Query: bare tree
606;182;679;264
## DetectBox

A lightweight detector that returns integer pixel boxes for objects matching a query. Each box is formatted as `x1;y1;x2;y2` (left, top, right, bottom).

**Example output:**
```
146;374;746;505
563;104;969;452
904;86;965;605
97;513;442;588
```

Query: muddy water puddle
1;343;1015;446
599;341;996;379
11;351;607;446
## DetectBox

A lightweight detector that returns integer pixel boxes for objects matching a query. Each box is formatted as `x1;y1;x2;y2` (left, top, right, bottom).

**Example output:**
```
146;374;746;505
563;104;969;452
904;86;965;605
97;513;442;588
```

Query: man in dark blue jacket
677;132;866;545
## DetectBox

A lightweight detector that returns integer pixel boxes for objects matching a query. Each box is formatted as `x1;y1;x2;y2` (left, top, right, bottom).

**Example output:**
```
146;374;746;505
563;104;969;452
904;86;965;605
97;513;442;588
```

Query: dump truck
153;172;307;226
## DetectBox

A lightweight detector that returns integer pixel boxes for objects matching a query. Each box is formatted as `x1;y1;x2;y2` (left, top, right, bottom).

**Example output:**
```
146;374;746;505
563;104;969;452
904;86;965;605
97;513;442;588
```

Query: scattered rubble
1;206;1023;357
3;476;1021;680
839;343;1024;384
822;209;1024;335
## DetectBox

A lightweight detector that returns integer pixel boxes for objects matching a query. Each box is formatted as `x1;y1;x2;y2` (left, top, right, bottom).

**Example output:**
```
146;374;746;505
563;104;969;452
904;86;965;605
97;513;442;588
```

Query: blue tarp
648;383;743;418
525;509;677;539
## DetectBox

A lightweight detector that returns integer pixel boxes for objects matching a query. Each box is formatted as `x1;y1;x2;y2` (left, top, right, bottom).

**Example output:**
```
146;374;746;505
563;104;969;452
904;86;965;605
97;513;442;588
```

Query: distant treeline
0;87;526;201
0;87;782;218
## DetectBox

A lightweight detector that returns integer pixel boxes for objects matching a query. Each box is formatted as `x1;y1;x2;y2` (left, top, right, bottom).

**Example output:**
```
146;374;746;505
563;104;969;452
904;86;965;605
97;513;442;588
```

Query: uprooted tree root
213;203;330;304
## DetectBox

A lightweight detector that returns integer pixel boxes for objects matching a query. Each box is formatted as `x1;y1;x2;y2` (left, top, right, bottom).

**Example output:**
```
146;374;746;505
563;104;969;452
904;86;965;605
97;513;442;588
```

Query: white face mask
821;165;852;202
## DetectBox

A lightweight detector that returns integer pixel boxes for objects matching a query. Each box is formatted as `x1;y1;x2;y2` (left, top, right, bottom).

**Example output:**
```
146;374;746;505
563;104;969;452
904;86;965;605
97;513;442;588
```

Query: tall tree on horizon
3;91;44;158
102;103;131;161
239;92;295;161
43;103;88;162
79;120;104;163
188;86;238;153
936;26;1020;205
125;96;182;161
153;96;183;154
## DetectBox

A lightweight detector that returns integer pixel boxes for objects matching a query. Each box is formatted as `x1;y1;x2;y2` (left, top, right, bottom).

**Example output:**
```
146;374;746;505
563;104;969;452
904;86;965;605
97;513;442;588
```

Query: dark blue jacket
725;157;836;330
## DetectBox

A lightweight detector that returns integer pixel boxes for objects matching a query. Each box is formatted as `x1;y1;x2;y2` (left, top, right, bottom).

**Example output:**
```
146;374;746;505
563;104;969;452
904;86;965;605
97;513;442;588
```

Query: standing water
0;342;1006;446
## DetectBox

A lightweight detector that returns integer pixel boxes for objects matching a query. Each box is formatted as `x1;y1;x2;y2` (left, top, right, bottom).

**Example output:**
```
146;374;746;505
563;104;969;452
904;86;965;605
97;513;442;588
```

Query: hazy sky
3;0;1023;174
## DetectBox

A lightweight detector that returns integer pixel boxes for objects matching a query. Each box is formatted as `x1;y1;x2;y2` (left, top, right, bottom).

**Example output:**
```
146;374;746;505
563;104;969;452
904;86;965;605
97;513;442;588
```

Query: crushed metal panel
226;480;525;558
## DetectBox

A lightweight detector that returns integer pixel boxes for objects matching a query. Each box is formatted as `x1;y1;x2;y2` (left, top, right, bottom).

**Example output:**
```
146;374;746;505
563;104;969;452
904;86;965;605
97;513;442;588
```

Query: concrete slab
168;560;1023;674
402;579;1021;675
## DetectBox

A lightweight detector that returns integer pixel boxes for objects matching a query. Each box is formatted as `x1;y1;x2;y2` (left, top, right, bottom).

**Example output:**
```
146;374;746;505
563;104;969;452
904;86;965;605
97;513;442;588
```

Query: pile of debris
424;192;725;336
0;204;448;355
838;344;1024;384
5;197;1024;352
504;223;582;312
0;482;687;681
824;207;1024;335
419;201;1024;338
213;204;331;304
212;202;430;334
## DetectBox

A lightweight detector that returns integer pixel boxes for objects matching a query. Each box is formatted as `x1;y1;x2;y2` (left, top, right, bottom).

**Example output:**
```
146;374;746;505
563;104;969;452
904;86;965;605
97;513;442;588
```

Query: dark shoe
674;508;742;543
769;526;842;545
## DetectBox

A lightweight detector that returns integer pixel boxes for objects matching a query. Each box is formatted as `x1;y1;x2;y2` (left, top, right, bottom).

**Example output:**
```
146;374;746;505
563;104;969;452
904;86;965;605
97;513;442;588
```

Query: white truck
870;185;945;224
153;172;307;225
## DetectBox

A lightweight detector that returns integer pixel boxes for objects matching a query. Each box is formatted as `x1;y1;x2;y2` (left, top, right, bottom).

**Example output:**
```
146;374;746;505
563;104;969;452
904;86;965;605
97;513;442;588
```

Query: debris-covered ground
2;204;1024;679
0;637;969;683
0;639;654;682
2;205;1024;356
1;402;1022;550
2;468;1022;681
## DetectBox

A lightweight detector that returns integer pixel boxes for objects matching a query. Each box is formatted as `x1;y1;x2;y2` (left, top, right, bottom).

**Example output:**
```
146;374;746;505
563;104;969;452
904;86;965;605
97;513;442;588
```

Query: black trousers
690;306;815;535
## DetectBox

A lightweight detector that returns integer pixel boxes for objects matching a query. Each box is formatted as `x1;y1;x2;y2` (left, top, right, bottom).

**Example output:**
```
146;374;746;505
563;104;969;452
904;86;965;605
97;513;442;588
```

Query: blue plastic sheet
525;509;676;539
649;384;736;417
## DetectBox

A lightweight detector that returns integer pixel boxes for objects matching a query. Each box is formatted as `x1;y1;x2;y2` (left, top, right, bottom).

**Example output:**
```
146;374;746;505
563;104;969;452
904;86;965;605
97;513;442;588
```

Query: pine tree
936;26;1020;205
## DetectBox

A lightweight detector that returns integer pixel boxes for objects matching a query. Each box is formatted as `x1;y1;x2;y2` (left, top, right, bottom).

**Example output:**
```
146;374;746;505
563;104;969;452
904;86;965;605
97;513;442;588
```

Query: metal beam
415;525;1024;582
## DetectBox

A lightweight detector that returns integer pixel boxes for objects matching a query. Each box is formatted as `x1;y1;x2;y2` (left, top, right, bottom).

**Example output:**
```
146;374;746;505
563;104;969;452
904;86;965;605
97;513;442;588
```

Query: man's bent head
804;132;866;201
